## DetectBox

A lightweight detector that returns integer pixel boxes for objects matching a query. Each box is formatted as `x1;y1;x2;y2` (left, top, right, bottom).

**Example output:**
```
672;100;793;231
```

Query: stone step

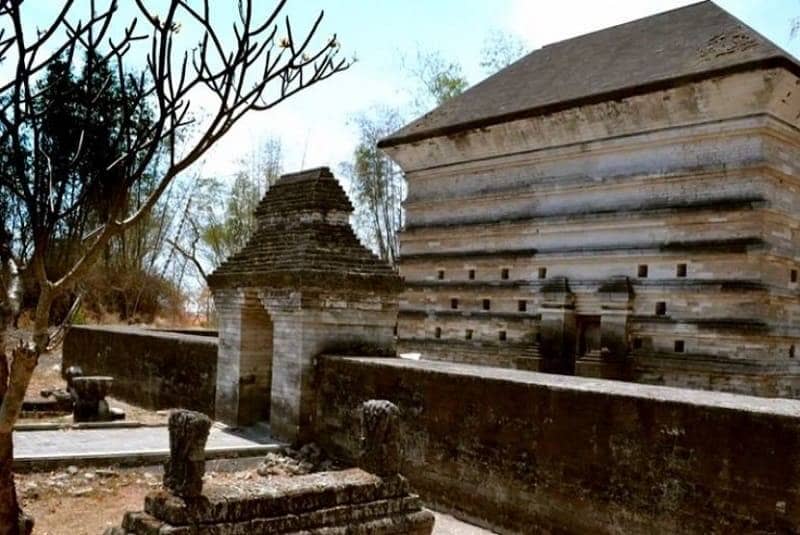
145;469;411;525
122;497;432;534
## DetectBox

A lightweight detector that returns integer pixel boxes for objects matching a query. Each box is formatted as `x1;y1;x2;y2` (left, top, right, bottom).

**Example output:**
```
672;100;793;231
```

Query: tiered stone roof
380;1;800;147
207;167;401;292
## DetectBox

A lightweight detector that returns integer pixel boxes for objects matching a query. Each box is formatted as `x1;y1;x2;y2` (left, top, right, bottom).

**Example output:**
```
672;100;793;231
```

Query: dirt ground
18;331;167;426
12;329;495;534
17;465;496;535
19;466;159;534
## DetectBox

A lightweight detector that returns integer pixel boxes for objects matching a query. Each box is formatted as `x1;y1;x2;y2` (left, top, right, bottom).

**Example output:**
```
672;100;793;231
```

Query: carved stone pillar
163;409;212;498
358;400;402;476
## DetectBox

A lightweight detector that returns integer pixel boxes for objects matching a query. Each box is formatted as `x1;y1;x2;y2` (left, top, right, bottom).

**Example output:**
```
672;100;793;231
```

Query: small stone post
358;400;402;476
163;410;212;498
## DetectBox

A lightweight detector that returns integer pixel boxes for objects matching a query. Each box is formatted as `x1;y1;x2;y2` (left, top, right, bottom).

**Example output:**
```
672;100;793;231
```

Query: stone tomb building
380;2;800;396
207;167;401;440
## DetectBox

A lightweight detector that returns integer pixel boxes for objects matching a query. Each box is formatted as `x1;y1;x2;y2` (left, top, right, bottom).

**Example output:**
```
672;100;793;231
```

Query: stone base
575;356;631;381
107;468;434;534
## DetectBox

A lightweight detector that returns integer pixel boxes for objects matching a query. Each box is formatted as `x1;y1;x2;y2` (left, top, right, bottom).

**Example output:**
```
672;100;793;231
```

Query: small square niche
677;263;687;278
637;264;648;278
674;340;685;353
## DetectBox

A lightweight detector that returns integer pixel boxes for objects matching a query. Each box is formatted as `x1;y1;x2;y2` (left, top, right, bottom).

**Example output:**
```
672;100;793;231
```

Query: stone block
163;410;212;498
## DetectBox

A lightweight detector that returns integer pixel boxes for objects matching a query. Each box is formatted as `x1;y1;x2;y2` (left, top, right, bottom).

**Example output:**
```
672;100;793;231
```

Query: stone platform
113;468;434;534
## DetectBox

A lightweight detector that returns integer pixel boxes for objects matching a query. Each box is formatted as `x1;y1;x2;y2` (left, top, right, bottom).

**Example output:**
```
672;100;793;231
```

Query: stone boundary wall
314;356;800;534
63;325;218;416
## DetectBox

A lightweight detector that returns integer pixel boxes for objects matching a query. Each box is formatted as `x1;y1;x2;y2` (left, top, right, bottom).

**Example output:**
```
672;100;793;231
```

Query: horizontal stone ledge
631;351;800;373
398;338;538;350
145;469;410;525
317;355;800;418
123;506;434;535
404;164;773;204
631;316;771;333
402;196;766;233
400;237;766;261
403;278;771;293
66;324;219;345
399;309;541;321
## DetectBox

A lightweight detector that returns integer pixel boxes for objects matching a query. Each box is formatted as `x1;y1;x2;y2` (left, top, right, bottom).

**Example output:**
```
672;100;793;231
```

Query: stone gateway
207;167;401;442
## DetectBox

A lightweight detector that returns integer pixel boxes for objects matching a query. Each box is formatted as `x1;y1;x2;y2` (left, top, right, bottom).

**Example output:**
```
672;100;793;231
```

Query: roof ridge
538;0;710;51
380;1;799;149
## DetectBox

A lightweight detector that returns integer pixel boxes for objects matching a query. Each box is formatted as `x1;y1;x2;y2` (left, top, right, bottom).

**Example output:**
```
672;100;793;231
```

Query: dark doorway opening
576;315;601;358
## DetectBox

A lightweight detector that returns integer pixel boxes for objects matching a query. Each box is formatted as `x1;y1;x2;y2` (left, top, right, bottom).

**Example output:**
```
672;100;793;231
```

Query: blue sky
11;1;800;180
204;0;800;179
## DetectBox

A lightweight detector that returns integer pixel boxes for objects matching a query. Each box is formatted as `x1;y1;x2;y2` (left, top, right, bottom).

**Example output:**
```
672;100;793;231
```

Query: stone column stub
163;409;212;498
359;399;403;477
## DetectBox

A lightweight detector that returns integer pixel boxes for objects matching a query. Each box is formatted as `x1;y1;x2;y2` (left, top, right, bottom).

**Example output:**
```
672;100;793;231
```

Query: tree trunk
0;432;23;535
0;269;44;535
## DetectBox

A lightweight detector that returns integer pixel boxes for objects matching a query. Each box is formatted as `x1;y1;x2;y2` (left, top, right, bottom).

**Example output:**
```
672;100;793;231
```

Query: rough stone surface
359;400;402;477
108;468;434;534
70;376;116;422
163;410;212;498
315;355;800;534
208;167;401;442
63;325;218;415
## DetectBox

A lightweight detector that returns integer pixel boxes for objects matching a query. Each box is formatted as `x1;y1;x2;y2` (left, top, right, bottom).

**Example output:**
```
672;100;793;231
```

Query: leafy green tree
407;49;468;111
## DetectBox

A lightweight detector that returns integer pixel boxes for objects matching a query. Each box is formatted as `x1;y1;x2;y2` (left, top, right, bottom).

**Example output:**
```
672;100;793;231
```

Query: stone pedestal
70;376;117;422
110;469;434;535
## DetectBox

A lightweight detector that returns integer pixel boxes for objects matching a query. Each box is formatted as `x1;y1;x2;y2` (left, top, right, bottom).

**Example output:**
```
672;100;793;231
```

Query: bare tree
479;30;527;74
342;107;404;266
0;1;347;531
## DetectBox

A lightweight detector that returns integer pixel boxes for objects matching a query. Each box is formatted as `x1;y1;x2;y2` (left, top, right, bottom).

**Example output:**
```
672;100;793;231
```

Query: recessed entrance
576;315;601;358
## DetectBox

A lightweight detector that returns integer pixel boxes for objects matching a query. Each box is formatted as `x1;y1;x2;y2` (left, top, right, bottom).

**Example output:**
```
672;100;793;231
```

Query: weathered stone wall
62;325;218;416
315;355;800;534
387;67;800;393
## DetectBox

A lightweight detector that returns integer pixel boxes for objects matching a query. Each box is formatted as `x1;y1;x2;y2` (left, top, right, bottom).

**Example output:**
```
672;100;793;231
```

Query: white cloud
506;0;697;49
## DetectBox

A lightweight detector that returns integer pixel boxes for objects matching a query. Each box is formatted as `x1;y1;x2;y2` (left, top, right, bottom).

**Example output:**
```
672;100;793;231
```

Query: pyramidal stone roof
207;167;401;292
379;1;800;148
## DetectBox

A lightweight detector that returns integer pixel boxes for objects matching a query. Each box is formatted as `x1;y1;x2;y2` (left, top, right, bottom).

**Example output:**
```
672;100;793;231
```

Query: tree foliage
0;1;346;531
342;108;404;266
407;49;468;111
479;30;528;74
